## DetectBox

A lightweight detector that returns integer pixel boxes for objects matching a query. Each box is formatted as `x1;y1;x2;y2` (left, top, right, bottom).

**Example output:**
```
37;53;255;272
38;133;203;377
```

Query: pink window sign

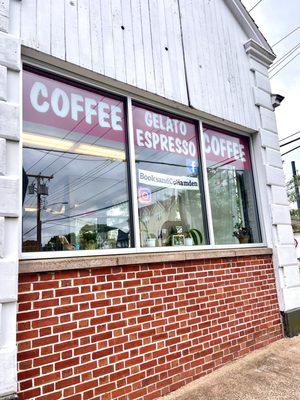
133;104;198;159
203;126;251;170
23;70;126;142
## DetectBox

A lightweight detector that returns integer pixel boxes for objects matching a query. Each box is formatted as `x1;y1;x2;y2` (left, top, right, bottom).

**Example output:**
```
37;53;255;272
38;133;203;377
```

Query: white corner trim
224;0;273;53
244;39;276;67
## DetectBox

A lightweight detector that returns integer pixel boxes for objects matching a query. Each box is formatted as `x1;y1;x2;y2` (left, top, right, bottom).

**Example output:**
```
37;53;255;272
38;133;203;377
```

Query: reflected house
0;1;299;400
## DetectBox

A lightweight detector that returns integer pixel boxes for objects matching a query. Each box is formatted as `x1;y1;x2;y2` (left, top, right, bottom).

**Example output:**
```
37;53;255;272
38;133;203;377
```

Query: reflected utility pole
27;173;53;251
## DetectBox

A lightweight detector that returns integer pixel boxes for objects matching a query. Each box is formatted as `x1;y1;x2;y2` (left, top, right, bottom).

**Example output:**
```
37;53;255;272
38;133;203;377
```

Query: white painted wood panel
130;0;146;89
140;0;155;94
101;0;115;79
111;0;126;83
65;0;79;65
36;0;51;54
89;0;104;75
50;0;65;60
148;0;165;98
179;0;257;128
78;0;92;69
20;0;37;49
121;0;136;86
164;0;188;104
19;0;262;127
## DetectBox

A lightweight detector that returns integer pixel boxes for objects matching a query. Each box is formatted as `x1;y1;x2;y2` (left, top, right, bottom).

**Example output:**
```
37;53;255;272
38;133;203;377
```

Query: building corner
245;38;300;337
0;0;21;398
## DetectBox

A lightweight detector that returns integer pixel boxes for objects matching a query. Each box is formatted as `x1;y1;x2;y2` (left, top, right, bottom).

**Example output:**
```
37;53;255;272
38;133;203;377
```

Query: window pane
22;70;131;252
203;126;261;244
133;103;208;248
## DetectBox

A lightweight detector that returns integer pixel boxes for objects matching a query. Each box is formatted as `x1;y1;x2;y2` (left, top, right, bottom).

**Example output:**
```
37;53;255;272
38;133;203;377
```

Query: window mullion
199;120;215;245
126;97;141;249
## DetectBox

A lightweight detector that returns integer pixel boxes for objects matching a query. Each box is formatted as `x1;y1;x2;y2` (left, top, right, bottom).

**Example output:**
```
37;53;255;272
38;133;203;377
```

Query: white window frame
20;59;267;260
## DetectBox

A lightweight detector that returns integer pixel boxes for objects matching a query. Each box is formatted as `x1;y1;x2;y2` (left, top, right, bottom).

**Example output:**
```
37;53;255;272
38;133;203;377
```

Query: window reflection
22;70;131;252
204;126;261;244
133;104;208;247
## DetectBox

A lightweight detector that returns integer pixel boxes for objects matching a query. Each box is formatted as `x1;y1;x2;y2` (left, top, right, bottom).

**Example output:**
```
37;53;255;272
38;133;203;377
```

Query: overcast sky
242;0;300;179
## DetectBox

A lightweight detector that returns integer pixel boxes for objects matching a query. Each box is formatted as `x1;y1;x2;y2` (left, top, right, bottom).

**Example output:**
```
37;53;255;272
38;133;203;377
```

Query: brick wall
17;254;282;400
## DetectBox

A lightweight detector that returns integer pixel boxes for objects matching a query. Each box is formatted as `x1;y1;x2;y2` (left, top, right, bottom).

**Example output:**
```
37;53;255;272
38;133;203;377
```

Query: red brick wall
17;254;282;400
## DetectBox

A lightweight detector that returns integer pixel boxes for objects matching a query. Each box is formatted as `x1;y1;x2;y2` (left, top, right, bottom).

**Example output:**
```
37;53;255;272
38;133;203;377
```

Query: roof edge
224;0;275;56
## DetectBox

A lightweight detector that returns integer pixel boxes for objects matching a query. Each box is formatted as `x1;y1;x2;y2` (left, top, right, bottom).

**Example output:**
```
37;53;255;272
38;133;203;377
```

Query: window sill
19;247;273;274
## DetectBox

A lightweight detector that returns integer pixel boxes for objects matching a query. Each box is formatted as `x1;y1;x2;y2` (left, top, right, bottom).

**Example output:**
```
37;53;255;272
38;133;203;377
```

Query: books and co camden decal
138;169;199;190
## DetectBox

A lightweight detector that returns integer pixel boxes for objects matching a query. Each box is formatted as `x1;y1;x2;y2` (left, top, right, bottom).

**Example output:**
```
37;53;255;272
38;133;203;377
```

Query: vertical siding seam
147;0;158;97
176;0;191;107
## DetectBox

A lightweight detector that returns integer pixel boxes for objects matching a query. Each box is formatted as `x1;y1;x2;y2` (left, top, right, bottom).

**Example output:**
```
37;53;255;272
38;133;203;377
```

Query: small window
203;125;261;244
133;103;208;248
22;70;131;252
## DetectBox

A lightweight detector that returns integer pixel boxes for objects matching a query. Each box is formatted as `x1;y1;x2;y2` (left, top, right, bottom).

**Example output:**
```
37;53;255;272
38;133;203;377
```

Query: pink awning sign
23;70;126;143
203;126;251;170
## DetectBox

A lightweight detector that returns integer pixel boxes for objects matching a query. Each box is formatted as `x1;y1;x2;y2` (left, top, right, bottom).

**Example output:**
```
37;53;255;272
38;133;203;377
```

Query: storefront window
22;70;131;252
203;125;261;245
133;103;208;248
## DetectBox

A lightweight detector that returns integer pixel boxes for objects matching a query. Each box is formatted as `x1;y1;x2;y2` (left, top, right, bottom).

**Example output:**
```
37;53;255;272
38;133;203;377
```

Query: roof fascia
224;0;275;56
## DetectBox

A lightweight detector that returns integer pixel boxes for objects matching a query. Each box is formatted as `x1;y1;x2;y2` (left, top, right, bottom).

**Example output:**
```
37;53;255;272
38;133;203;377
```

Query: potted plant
233;222;251;244
184;231;193;246
146;233;156;247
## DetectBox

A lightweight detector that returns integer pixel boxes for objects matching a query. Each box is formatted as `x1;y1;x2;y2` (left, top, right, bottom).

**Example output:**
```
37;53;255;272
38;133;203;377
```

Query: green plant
233;222;251;240
189;229;203;245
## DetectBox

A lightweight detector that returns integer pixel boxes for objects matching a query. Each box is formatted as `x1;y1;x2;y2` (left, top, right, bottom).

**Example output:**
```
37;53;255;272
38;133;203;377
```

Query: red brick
56;375;80;389
32;335;59;348
34;353;60;367
18;387;41;399
17;311;40;322
54;304;78;315
34;372;61;386
36;391;62;400
32;317;59;328
18;349;39;362
54;339;79;352
17;255;281;400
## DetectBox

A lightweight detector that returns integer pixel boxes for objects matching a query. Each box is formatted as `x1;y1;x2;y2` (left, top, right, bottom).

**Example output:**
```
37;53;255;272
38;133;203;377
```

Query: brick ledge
19;247;273;274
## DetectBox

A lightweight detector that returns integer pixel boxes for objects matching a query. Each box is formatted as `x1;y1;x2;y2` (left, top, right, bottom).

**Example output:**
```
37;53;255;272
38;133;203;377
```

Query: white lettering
71;93;84;121
169;136;175;152
111;106;122;131
145;111;153;128
136;129;144;147
160;134;168;152
226;140;233;159
51;88;70;118
179;121;187;136
30;82;49;113
233;142;239;160
189;142;196;158
84;97;97;124
220;138;226;157
211;135;220;156
98;102;110;128
152;132;160;149
204;133;211;154
145;131;152;148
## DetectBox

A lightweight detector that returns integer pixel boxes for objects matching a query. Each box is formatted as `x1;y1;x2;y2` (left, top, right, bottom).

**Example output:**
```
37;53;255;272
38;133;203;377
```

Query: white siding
19;0;260;127
19;0;262;126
